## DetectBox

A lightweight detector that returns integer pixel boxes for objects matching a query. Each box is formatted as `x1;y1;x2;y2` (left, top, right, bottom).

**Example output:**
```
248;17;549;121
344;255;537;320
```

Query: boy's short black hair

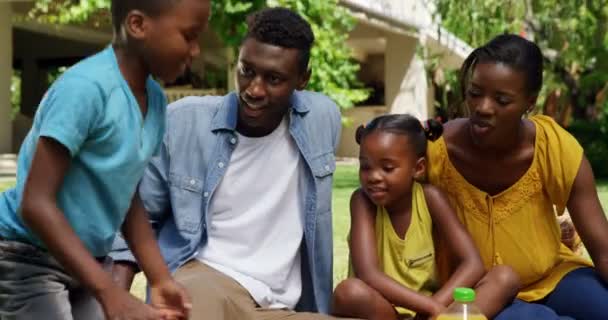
111;0;178;33
245;7;315;73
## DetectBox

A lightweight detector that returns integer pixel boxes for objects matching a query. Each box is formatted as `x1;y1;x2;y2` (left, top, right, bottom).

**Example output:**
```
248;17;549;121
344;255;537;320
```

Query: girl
331;114;519;320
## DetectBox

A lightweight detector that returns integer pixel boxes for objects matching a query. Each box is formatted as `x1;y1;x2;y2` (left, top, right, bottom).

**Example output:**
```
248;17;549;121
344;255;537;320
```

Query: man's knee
332;278;374;309
174;262;231;306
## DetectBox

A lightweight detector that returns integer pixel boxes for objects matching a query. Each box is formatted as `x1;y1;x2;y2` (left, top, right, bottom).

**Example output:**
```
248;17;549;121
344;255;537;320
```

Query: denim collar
210;91;311;132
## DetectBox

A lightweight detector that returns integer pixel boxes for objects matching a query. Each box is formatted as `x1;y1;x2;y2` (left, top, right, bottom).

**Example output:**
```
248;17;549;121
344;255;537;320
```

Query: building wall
0;4;13;153
385;33;428;118
337;106;389;158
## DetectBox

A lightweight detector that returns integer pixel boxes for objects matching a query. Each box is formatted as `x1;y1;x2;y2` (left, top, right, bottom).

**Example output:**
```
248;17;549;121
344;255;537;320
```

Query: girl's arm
350;189;444;316
423;185;485;306
567;156;608;282
21;137;160;319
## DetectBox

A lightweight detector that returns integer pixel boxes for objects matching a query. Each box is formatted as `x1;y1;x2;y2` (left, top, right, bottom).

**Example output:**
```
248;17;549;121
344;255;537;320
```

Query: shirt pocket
309;151;336;214
399;250;436;291
169;173;204;194
404;252;434;268
310;151;336;178
168;173;204;233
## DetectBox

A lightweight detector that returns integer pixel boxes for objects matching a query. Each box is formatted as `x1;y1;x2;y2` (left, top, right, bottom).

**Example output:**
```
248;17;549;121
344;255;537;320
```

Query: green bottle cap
453;287;475;303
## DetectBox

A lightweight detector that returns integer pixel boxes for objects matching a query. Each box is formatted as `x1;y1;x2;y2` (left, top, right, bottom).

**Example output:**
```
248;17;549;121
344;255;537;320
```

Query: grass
0;181;15;192
332;164;360;284
3;168;608;300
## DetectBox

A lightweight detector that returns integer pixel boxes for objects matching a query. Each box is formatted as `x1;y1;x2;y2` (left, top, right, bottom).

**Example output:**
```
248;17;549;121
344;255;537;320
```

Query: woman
428;35;608;320
425;34;608;319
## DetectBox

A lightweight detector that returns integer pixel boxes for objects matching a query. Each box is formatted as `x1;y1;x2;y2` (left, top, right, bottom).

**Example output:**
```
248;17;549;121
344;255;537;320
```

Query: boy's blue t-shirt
0;46;166;257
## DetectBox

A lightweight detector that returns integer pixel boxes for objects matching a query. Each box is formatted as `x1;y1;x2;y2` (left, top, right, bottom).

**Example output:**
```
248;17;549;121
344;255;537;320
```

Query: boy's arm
121;193;191;315
350;189;444;316
423;185;485;306
111;134;173;290
21;137;160;319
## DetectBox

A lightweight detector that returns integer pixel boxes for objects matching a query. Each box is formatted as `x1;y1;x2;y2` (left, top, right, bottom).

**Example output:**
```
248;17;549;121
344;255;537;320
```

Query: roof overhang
13;18;112;45
421;25;473;69
340;0;431;32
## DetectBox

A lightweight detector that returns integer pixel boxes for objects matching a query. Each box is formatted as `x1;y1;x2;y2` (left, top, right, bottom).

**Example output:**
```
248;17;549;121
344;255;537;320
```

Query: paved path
0;154;16;181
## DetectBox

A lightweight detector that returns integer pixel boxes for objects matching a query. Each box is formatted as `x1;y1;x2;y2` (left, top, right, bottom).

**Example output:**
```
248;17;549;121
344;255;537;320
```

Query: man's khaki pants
174;260;359;320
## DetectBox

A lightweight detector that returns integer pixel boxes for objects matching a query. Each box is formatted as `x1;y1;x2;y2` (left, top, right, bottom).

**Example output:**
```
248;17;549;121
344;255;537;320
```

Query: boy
0;1;210;319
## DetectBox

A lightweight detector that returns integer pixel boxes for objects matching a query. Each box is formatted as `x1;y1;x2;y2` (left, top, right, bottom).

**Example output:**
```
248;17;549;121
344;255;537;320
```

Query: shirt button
203;192;209;197
218;162;225;168
230;137;237;144
189;179;196;185
324;165;330;171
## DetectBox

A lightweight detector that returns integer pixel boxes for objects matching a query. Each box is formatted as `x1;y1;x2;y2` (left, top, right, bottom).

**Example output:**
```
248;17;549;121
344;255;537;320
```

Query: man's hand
97;285;162;320
149;278;192;320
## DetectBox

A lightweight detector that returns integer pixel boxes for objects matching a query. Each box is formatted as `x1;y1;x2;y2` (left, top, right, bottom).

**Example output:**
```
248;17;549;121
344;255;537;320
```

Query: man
111;7;349;320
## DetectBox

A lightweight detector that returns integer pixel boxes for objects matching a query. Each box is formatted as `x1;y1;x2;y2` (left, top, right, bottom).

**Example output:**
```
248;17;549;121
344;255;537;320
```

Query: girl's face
359;131;425;209
465;62;537;149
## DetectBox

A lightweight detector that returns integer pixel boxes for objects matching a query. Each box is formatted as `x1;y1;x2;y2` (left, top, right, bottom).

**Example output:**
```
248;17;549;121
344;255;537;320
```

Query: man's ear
124;10;149;41
413;157;426;181
297;68;311;90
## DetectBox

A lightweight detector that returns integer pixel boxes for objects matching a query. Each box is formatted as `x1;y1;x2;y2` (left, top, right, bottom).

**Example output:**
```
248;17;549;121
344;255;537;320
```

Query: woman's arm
567;156;608;282
423;185;485;306
350;189;444;316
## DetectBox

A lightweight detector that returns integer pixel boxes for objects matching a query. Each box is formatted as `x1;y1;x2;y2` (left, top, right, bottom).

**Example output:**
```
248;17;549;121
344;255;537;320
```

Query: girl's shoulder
350;188;378;218
420;183;447;205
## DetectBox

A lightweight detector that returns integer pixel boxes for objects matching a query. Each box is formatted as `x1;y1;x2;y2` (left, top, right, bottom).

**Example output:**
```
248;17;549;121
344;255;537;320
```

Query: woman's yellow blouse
427;115;592;301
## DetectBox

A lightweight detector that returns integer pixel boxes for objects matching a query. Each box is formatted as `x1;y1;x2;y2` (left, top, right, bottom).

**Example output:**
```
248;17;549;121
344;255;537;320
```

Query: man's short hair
245;7;315;73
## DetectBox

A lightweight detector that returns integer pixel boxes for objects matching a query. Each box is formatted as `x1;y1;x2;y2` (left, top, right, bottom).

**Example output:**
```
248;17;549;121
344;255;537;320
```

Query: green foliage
210;0;266;49
30;0;110;25
435;0;608;122
269;0;369;109
30;0;369;110
568;119;608;178
10;72;21;120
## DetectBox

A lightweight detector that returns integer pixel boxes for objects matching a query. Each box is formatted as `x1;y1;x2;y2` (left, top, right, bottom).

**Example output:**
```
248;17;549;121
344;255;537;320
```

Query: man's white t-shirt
196;117;305;309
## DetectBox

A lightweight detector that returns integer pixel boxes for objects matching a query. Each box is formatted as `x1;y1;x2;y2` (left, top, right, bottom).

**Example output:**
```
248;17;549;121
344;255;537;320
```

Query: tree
28;0;369;110
434;0;608;124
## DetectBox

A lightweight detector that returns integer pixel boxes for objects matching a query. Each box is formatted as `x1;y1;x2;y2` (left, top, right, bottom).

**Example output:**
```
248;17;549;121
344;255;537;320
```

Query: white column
0;3;13;153
385;33;429;119
226;48;236;92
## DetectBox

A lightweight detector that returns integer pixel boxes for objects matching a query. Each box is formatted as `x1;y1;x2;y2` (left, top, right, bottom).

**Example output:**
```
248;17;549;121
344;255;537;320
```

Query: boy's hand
149;278;192;320
97;285;162;320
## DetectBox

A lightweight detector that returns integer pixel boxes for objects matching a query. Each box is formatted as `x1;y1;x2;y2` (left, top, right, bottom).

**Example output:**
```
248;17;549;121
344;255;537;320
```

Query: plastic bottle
435;287;488;320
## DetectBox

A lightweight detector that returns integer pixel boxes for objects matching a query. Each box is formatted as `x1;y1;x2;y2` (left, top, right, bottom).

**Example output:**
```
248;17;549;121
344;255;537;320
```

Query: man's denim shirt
110;91;341;313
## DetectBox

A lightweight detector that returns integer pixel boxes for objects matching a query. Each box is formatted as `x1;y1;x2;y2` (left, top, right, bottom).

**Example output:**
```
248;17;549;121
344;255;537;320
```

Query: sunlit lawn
3;169;608;300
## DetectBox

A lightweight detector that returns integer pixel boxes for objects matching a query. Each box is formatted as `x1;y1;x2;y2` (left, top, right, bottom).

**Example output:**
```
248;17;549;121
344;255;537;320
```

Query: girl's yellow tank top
350;182;438;317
